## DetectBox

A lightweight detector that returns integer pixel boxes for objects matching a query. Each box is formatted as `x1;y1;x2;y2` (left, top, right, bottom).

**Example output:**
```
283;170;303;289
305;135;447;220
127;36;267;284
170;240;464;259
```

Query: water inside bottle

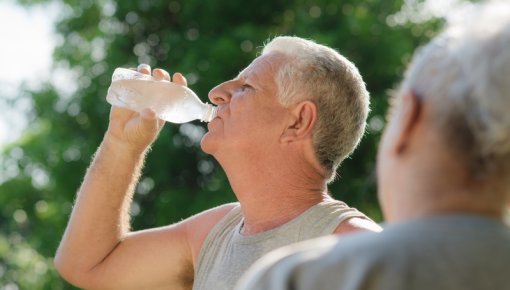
107;78;214;123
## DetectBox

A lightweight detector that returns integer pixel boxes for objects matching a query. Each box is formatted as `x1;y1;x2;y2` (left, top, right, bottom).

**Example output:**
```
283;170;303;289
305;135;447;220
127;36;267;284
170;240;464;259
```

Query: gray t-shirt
192;200;370;290
237;215;510;290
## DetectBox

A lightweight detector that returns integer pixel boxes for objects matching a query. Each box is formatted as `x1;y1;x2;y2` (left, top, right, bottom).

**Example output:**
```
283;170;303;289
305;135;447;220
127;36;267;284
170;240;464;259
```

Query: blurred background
0;0;476;288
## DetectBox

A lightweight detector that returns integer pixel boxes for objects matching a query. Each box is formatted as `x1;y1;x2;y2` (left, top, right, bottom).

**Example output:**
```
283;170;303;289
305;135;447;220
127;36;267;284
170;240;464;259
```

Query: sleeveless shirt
192;199;370;290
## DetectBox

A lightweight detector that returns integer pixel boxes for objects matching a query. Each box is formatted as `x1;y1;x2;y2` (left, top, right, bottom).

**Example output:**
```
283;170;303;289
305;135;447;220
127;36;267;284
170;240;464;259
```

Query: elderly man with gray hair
54;36;380;290
236;1;510;290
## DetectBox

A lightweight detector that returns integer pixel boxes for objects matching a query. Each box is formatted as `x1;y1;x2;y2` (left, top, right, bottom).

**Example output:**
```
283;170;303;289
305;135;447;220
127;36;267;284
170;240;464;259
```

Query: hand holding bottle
105;65;182;152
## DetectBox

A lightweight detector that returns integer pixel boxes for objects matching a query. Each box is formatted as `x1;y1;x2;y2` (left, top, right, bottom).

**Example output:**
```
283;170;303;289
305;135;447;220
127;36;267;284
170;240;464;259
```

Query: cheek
376;173;392;221
229;99;266;128
376;129;391;175
228;95;287;135
376;129;397;219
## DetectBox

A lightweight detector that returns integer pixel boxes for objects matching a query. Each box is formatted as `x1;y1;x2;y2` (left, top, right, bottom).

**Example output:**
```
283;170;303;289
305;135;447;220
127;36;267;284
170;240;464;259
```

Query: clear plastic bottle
106;68;217;123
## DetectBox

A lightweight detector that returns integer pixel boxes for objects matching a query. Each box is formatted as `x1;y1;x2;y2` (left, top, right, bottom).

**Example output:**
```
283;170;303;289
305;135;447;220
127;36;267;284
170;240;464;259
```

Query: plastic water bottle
106;68;217;123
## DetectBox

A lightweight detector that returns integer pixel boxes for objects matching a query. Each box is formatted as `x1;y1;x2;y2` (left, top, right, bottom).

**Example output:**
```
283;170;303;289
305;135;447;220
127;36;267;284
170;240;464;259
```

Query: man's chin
200;133;215;155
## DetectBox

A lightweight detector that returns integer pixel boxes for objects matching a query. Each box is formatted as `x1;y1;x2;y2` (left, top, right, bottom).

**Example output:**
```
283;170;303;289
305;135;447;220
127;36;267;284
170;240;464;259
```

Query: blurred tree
1;0;441;288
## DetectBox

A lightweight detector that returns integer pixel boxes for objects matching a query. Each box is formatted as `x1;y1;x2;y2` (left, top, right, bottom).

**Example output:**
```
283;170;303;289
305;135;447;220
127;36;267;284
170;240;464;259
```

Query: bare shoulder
183;202;239;263
334;217;382;235
187;202;239;223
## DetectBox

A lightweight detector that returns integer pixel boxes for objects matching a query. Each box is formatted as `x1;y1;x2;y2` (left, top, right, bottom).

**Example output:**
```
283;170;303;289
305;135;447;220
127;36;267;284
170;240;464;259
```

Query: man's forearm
54;138;147;278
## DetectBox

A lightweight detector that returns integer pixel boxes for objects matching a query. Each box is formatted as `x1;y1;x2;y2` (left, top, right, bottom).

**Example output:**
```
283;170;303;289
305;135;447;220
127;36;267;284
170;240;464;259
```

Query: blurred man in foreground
236;2;510;290
54;36;380;290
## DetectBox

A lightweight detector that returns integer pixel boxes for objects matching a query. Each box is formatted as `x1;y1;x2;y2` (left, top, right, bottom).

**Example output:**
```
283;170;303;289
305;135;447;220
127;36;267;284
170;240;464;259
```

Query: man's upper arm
68;203;237;290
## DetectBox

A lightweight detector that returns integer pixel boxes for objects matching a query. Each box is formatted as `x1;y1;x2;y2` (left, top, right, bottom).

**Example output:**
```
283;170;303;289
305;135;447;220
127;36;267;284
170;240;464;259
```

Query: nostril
209;94;224;105
208;80;234;105
209;90;230;105
208;87;221;105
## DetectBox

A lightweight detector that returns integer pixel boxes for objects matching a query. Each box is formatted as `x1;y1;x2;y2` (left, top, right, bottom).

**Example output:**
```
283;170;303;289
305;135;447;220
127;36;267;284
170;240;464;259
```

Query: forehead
237;52;288;80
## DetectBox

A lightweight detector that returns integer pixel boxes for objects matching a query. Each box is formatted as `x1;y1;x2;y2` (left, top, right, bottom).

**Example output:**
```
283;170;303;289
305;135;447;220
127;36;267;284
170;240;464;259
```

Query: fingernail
162;70;170;79
137;63;151;71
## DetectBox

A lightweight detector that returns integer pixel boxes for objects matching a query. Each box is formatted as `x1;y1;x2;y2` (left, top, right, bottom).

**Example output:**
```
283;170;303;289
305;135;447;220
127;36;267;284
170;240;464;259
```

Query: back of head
398;1;510;185
262;36;370;182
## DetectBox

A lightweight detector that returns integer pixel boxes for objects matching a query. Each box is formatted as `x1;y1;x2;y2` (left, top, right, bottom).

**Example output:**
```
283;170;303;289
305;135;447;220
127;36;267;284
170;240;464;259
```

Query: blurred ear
392;91;422;154
281;101;317;143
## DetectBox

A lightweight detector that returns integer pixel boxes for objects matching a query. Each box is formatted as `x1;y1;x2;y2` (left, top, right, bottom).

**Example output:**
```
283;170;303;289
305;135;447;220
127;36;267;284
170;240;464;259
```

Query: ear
280;101;317;143
391;91;422;154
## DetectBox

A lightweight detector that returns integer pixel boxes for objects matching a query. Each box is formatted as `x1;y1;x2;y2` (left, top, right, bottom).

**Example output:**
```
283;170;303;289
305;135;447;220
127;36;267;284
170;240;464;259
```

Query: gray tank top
192;199;368;290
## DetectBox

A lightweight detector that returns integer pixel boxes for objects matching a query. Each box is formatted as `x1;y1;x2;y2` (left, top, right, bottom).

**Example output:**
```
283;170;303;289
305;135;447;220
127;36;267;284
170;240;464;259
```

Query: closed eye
241;84;253;92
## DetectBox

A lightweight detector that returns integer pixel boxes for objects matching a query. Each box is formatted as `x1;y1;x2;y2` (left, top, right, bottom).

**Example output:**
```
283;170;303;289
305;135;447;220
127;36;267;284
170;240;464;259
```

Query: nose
208;80;233;105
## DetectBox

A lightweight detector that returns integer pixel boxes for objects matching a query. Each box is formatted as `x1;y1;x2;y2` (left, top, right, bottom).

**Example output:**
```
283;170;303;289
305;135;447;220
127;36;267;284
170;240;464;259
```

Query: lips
207;117;220;130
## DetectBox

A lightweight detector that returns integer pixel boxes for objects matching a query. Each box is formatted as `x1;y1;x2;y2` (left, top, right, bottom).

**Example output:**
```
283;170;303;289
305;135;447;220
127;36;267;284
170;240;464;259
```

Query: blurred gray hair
397;1;510;179
262;36;370;182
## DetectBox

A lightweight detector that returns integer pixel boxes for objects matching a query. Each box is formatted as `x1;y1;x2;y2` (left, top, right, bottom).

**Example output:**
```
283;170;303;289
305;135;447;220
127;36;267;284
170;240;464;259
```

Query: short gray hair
262;36;370;182
397;1;510;179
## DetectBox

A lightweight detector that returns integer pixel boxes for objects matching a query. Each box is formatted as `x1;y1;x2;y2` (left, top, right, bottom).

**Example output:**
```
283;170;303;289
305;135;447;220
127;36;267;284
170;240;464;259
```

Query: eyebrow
234;69;249;81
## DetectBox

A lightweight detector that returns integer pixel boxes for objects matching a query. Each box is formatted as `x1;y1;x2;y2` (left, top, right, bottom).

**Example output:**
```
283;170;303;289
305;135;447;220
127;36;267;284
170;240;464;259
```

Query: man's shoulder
185;202;240;232
198;202;240;218
282;232;403;281
184;202;240;264
236;233;389;290
268;228;402;275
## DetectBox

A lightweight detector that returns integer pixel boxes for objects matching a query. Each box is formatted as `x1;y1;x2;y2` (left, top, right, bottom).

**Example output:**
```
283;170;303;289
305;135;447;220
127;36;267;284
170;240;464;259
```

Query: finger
137;63;151;75
140;108;157;121
139;108;164;132
140;109;164;128
153;68;171;82
173;73;188;86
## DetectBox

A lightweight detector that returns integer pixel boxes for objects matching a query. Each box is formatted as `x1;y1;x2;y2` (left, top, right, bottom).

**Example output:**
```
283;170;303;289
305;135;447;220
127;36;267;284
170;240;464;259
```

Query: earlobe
280;101;317;143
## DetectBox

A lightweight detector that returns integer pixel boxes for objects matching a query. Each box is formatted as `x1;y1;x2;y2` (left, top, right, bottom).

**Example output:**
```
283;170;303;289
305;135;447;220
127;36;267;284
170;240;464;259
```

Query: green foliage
0;233;64;289
1;0;440;288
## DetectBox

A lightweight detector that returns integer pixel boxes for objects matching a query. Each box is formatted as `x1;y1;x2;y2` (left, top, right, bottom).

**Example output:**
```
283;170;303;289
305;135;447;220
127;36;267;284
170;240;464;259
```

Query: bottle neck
201;103;217;122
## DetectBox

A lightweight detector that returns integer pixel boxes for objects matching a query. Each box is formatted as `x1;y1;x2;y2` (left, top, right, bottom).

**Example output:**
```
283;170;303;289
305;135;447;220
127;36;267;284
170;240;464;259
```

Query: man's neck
389;174;506;222
221;154;330;235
